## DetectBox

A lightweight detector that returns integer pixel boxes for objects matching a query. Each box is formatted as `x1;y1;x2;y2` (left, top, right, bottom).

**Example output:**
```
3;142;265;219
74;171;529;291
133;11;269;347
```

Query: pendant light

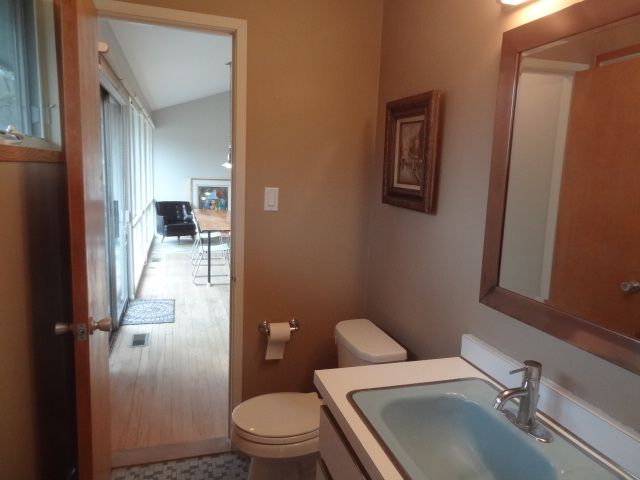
222;61;233;169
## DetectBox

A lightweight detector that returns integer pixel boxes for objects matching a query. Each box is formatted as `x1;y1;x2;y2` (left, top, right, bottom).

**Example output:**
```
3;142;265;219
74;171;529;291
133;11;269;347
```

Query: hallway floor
109;238;230;453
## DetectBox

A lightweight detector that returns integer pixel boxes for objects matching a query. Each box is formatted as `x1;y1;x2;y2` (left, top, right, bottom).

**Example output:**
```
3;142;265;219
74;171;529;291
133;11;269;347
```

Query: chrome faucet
493;360;553;443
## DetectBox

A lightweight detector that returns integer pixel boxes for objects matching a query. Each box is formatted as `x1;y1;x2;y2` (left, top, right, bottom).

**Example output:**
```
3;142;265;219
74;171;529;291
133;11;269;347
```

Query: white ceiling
107;19;232;111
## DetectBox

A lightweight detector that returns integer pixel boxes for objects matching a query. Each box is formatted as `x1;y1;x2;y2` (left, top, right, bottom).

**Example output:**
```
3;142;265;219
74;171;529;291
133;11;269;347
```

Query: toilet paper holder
258;318;300;336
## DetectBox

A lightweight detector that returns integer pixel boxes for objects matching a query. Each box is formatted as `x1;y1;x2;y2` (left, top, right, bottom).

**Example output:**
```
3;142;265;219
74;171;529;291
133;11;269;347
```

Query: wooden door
57;0;112;478
549;57;640;339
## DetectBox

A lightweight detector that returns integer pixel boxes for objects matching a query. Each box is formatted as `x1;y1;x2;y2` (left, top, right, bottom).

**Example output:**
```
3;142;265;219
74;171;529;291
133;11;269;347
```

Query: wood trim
502;0;640;54
58;0;112;477
481;288;640;372
0;143;63;163
480;0;640;375
57;0;95;474
111;438;230;469
595;43;640;66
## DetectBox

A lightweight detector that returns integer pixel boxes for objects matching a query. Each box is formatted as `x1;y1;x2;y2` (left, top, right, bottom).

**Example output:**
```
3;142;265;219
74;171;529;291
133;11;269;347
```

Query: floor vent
150;257;161;263
131;333;150;347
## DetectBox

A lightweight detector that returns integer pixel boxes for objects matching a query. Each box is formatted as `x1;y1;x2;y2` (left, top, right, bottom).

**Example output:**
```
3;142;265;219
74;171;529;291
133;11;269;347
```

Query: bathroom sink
349;378;624;480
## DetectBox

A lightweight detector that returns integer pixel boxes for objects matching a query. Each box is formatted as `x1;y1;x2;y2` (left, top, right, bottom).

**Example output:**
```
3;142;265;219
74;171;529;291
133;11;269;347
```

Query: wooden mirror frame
480;0;640;375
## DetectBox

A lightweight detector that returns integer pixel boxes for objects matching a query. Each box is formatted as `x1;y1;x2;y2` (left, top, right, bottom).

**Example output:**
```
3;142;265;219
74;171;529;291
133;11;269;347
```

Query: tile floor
111;452;249;480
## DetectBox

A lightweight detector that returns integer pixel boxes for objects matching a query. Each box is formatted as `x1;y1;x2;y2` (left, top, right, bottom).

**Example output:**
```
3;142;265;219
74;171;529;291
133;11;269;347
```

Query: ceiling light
500;0;532;5
222;145;232;169
221;61;233;169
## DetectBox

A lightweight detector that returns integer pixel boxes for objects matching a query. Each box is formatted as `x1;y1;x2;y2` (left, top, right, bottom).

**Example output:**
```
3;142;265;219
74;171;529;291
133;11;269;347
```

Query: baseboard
112;437;231;468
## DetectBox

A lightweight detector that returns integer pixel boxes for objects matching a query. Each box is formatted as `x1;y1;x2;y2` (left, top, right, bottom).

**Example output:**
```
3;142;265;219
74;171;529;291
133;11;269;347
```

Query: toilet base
248;452;318;480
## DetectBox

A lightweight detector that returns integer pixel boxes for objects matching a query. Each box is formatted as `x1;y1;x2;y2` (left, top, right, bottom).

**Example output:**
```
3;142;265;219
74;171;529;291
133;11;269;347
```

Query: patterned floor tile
111;452;249;480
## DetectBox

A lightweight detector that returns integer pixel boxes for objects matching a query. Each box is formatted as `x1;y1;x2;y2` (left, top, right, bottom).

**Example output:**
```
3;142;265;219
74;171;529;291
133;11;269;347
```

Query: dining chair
192;223;230;284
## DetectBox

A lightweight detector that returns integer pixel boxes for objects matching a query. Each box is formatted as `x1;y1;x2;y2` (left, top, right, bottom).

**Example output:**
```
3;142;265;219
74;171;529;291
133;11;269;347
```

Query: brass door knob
621;281;640;294
90;317;112;333
54;323;73;335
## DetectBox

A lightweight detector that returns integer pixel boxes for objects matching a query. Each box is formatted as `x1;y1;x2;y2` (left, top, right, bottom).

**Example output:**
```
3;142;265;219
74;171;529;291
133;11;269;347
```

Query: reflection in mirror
499;15;640;340
0;0;60;147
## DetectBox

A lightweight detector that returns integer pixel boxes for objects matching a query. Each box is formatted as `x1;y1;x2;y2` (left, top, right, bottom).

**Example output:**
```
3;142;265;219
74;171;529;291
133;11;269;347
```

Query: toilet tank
335;319;407;367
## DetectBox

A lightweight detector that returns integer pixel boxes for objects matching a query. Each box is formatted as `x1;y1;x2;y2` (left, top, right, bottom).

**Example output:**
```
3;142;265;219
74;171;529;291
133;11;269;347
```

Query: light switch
264;187;279;211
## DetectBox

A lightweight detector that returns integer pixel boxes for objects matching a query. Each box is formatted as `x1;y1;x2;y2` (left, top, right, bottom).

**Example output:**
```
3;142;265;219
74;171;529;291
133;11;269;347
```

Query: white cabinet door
318;406;368;480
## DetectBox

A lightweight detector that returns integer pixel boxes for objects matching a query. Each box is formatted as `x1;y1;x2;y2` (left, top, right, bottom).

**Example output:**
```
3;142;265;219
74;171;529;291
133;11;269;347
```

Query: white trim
461;335;640;478
520;57;589;74
539;73;573;301
94;0;247;433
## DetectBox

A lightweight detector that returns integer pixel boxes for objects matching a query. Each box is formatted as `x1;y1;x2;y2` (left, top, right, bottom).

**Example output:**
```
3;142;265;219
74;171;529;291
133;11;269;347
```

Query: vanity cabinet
317;406;368;480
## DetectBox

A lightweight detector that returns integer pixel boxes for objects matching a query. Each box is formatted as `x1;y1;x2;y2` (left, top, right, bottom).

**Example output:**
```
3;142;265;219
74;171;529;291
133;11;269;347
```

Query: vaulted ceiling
106;19;232;111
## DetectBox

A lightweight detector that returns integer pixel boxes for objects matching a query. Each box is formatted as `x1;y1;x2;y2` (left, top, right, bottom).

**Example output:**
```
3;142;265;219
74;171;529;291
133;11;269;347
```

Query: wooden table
192;209;231;284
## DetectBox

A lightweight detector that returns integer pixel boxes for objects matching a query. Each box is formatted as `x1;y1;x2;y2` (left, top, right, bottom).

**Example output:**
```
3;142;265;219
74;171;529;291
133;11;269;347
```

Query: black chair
155;201;196;243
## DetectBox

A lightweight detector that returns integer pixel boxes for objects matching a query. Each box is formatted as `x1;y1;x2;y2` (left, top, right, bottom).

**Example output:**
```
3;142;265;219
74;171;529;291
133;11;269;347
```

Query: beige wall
0;162;75;479
367;0;640;430
0;164;40;479
120;0;640;431
124;0;384;397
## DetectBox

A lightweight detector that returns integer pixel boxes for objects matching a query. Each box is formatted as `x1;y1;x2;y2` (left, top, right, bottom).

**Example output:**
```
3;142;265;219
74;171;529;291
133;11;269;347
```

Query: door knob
621;281;640;294
90;317;112;333
54;323;73;335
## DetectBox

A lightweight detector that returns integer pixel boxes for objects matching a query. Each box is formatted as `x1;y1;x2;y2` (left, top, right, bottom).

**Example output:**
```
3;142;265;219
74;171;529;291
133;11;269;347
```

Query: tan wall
0;162;74;478
124;0;384;398
367;0;640;430
0;164;40;479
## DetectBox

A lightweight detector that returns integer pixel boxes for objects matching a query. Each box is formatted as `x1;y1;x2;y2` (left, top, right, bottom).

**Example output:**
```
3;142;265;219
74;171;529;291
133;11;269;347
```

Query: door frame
94;0;247;416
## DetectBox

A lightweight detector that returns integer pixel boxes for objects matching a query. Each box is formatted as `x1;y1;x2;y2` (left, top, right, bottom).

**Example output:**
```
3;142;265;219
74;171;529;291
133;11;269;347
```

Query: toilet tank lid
335;319;407;363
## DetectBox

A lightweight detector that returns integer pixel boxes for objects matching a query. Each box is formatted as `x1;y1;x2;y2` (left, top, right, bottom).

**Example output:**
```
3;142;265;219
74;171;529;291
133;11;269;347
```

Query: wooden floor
109;238;230;453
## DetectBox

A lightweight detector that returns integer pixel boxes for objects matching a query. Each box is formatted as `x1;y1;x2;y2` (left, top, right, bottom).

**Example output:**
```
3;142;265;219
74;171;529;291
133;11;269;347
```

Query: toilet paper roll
265;322;291;360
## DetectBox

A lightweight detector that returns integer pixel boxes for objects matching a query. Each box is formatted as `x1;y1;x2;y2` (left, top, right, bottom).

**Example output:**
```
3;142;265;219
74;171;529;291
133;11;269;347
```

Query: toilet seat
233;427;318;445
232;392;321;442
231;392;322;459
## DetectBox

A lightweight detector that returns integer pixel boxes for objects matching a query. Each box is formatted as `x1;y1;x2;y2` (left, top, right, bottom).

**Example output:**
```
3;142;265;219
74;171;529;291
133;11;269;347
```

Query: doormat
121;299;175;325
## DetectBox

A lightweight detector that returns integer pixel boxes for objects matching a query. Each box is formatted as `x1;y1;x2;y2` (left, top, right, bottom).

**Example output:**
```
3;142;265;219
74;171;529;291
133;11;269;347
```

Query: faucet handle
509;360;542;380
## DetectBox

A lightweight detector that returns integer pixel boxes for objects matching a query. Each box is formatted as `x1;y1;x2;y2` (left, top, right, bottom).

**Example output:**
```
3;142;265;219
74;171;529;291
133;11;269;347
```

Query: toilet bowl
231;392;321;480
231;319;406;480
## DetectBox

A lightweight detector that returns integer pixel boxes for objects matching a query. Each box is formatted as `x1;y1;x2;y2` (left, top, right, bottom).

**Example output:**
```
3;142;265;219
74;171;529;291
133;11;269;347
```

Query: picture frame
190;178;231;211
382;90;442;214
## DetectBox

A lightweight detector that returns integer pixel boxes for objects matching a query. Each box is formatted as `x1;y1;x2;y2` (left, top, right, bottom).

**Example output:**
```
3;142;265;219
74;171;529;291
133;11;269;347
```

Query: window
0;0;43;137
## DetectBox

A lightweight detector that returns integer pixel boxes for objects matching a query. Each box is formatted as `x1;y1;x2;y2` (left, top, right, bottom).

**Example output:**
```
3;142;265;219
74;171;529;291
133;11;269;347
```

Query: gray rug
111;452;249;480
121;299;175;325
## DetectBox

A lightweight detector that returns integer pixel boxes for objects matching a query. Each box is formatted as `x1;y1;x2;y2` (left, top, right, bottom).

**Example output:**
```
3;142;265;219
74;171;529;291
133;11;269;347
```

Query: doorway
97;13;241;467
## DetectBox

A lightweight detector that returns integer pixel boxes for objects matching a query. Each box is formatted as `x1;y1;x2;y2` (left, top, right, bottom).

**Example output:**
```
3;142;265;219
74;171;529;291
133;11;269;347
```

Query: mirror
481;0;640;374
0;0;61;148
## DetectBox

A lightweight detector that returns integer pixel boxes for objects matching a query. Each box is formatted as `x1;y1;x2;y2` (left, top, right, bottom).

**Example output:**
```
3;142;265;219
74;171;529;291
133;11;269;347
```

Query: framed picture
382;91;442;214
190;178;231;211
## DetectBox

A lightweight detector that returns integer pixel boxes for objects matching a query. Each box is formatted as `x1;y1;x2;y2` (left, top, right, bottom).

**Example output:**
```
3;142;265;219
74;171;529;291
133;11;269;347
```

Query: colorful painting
190;179;231;211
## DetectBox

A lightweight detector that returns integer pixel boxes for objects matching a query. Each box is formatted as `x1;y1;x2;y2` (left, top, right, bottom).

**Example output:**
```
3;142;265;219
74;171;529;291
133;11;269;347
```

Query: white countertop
314;357;489;480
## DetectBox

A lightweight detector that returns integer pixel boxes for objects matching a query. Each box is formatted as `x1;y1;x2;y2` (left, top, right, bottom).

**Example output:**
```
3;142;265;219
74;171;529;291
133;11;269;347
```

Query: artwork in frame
382;90;442;214
190;178;231;211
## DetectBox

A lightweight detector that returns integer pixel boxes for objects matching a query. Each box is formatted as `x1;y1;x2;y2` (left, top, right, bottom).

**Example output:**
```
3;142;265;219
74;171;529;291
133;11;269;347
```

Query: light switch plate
264;187;279;211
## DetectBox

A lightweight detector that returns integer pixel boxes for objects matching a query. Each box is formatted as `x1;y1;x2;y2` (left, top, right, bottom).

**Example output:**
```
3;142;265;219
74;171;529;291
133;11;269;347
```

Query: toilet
231;318;407;480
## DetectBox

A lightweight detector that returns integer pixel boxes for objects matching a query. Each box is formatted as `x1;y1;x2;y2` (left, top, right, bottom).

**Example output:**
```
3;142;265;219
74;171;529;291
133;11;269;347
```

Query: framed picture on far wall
190;178;231;211
382;90;442;214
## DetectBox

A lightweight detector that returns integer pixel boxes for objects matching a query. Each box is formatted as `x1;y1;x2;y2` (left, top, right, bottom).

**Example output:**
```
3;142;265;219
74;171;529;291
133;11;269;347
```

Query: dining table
192;209;231;284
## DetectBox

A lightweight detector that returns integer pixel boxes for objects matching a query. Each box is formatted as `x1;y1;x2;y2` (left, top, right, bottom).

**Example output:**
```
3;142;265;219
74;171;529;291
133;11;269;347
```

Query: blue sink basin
350;379;622;480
